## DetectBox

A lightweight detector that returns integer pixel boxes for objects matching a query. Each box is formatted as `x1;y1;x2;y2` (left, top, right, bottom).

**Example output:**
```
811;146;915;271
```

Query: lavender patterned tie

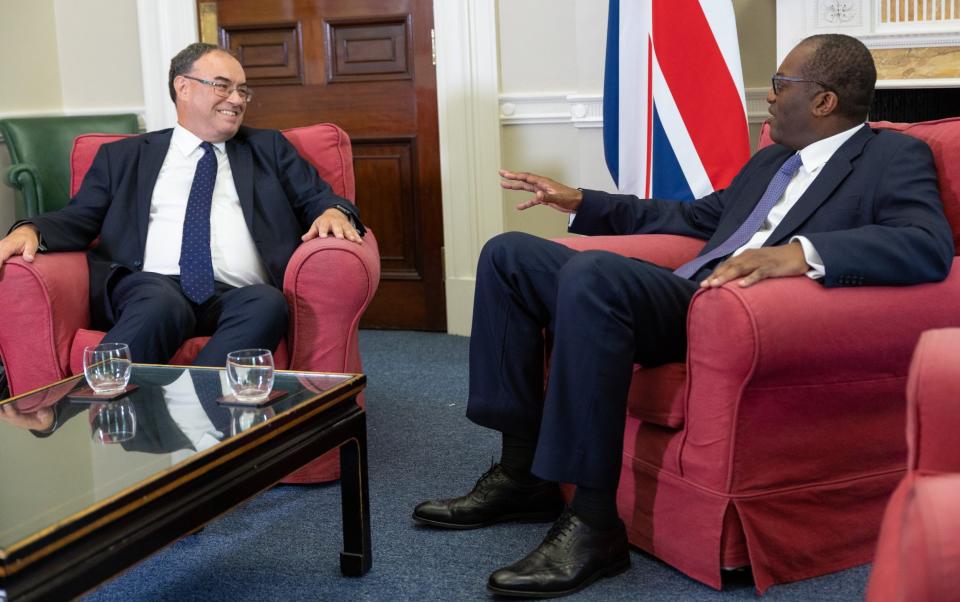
674;153;804;280
179;142;218;303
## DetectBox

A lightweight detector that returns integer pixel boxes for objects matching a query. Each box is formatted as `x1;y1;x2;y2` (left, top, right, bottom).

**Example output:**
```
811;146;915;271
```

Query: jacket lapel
766;126;874;245
137;130;172;250
227;137;255;233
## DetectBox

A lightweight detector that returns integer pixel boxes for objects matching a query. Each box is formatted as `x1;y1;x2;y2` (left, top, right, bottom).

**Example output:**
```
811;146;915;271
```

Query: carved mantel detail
819;0;858;25
778;0;960;87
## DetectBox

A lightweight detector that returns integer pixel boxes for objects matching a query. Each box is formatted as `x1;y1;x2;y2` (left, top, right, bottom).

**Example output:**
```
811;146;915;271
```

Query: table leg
339;412;372;576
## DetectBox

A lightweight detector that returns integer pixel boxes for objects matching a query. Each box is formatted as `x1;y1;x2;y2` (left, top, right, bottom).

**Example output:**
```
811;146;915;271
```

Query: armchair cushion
1;115;140;218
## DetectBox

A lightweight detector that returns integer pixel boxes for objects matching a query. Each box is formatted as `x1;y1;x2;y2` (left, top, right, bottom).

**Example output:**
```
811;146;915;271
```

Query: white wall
498;1;613;239
53;0;144;111
0;0;143;233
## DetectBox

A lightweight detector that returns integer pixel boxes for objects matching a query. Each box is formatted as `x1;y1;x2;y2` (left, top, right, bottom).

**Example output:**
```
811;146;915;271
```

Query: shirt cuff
792;235;825;280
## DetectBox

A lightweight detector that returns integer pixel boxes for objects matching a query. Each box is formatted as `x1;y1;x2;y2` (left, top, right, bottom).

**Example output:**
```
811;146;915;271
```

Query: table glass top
0;365;355;549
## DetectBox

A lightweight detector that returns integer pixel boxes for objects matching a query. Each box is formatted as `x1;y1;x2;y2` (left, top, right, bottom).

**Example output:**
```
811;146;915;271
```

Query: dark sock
499;433;541;484
572;485;619;531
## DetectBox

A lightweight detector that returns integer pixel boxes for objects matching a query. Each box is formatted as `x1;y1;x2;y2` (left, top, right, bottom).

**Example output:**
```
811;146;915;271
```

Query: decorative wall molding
499;89;769;128
744;88;771;123
860;31;960;49
818;0;861;27
499;93;603;128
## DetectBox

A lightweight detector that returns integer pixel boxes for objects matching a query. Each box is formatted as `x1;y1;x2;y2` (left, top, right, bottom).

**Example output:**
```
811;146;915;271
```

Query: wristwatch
332;204;366;236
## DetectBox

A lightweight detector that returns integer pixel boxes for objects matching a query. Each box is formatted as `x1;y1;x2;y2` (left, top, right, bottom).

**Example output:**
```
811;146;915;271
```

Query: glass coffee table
0;365;369;601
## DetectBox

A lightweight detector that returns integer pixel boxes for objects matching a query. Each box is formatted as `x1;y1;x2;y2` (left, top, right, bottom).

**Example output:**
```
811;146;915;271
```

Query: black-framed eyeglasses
181;75;253;102
771;74;834;96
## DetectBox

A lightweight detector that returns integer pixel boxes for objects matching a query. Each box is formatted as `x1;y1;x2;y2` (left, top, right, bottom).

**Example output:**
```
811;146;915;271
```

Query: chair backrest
0;114;140;217
759;117;960;254
70;123;356;202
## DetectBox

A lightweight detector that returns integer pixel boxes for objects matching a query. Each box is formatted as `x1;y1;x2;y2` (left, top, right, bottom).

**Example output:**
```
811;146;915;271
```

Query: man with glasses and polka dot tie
413;34;954;598
0;43;364;367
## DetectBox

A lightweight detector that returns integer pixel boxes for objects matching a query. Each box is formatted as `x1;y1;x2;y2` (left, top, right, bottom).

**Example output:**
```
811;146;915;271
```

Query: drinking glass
83;343;132;394
90;399;137;444
226;349;275;402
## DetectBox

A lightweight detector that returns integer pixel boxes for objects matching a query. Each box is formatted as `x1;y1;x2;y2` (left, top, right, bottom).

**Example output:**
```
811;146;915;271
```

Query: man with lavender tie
0;43;364;367
414;34;953;598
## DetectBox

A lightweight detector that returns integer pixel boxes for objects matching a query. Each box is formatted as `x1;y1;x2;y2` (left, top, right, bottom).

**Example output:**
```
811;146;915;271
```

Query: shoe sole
411;509;562;530
486;556;631;599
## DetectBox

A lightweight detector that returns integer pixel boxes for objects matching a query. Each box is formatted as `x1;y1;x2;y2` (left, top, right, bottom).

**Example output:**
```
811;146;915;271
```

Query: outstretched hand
700;242;809;289
499;169;583;213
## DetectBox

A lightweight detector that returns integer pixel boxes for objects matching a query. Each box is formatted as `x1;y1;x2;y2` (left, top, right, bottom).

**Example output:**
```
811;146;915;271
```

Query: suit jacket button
133;260;142;267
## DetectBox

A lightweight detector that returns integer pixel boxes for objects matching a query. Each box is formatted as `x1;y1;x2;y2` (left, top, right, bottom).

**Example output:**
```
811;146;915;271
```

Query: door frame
135;0;502;335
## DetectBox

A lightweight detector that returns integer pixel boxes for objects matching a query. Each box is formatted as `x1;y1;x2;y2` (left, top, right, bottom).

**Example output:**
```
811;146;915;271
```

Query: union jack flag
603;0;750;201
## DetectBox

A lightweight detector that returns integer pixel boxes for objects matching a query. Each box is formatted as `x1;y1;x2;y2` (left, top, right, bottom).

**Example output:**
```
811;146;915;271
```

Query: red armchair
866;328;960;602
555;117;960;593
0;123;380;483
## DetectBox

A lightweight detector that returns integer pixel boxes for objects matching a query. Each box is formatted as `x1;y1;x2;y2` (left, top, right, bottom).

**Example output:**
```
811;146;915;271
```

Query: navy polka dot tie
179;141;217;304
673;153;804;280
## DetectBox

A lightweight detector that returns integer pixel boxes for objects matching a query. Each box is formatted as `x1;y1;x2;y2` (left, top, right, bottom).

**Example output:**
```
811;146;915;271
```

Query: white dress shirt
732;123;866;279
142;124;270;287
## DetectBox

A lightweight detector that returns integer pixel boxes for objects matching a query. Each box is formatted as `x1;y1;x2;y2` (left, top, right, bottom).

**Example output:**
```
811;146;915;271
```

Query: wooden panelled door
198;0;446;330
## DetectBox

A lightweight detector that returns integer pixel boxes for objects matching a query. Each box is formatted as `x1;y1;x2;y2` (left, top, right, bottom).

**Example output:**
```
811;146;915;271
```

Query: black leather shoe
487;507;630;598
412;464;564;529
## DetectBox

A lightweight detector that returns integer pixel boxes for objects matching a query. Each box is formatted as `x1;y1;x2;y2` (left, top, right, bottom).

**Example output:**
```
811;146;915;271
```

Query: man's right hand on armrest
0;224;42;274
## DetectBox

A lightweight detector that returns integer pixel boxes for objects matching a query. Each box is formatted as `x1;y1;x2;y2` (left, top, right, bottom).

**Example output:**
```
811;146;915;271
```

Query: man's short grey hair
168;42;224;103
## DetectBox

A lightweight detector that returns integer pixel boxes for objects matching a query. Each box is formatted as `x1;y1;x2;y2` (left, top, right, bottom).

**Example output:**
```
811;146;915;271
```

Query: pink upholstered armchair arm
905;328;960;474
554;234;705;269
282;230;381;373
680;260;960;488
0;253;90;394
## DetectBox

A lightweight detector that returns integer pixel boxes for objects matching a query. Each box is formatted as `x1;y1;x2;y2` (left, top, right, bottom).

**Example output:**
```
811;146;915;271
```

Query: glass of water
226;349;275;402
83;342;132;394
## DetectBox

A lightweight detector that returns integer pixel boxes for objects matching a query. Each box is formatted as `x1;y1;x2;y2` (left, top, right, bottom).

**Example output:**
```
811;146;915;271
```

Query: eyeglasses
181;75;253;102
771;74;834;96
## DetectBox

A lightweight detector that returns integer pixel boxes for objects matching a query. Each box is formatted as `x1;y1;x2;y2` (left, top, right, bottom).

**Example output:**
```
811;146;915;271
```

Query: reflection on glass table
0;365;355;550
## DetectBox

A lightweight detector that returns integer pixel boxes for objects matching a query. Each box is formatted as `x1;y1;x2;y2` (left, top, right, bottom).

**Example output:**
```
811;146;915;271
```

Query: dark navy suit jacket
572;126;954;287
29;126;362;328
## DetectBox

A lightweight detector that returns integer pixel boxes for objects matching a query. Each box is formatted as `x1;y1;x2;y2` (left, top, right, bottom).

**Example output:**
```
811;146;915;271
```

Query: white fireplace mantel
776;0;960;88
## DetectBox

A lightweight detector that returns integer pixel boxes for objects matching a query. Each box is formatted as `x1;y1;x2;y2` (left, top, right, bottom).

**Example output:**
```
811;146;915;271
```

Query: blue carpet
83;330;868;601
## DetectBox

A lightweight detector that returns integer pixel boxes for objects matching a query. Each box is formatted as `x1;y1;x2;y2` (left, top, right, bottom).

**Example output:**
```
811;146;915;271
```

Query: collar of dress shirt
172;123;228;157
796;122;865;173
